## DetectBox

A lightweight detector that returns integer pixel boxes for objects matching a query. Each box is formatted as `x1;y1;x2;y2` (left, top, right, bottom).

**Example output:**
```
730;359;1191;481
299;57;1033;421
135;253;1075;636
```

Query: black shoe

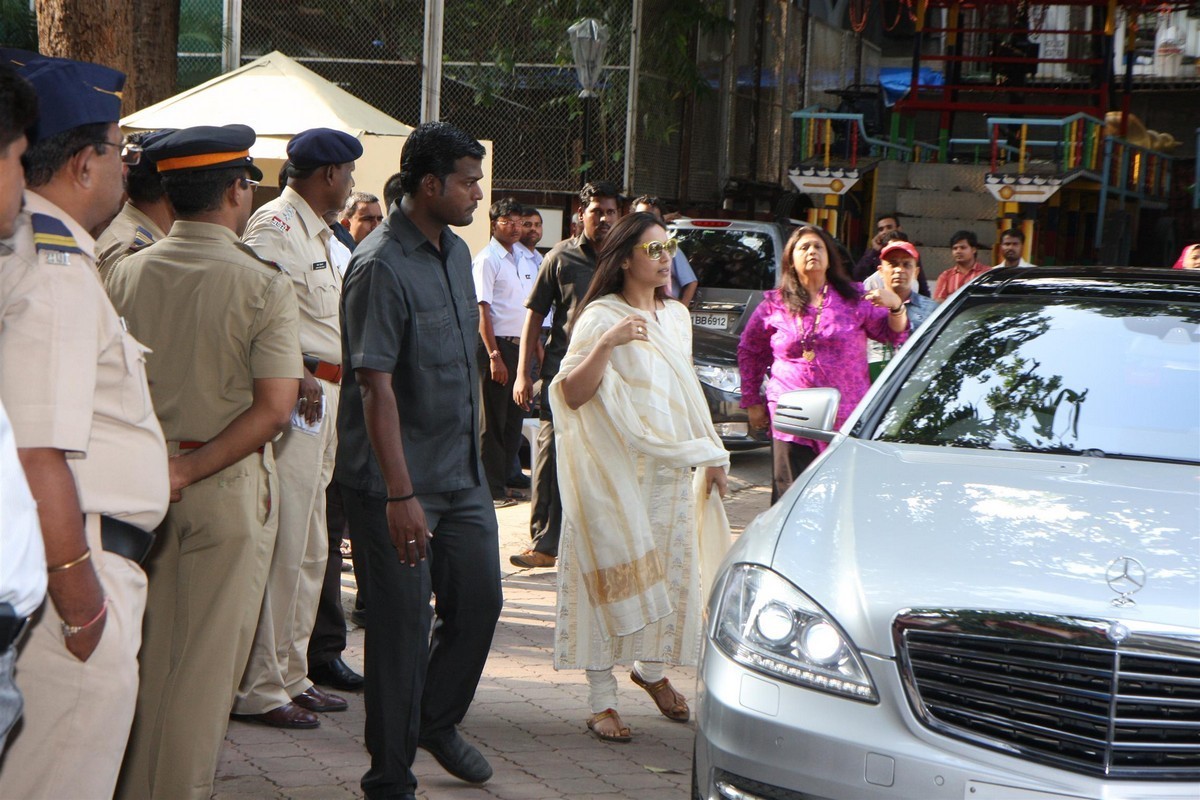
418;731;493;784
308;657;365;692
506;472;531;489
349;608;367;628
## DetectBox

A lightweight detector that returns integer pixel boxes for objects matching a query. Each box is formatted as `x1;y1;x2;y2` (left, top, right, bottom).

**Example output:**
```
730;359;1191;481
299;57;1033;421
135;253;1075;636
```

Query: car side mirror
773;388;841;442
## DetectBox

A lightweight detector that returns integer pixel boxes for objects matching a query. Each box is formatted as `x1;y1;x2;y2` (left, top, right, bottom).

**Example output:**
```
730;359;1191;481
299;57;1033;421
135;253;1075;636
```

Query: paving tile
212;469;769;799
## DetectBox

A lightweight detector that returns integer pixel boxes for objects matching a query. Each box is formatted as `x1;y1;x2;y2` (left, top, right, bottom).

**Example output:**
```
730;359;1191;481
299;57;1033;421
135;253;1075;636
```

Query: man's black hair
1000;227;1025;243
382;171;403;210
950;229;980;249
489;197;521;222
521;205;541;219
398;122;485;197
124;130;167;204
580;181;620;205
878;212;901;225
631;194;661;209
162;167;248;216
284;163;319;182
21;122;110;188
0;65;37;150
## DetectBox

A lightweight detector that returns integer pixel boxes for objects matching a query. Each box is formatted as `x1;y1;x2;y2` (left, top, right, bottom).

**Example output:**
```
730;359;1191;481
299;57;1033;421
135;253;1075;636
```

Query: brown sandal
630;670;690;722
586;708;632;743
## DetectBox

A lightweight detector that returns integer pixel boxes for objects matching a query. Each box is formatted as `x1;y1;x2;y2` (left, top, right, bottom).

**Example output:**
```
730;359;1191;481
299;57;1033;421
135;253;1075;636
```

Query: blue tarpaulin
879;67;944;106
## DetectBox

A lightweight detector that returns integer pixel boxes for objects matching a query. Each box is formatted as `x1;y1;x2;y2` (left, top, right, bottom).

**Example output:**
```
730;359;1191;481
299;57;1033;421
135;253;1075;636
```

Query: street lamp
567;18;609;183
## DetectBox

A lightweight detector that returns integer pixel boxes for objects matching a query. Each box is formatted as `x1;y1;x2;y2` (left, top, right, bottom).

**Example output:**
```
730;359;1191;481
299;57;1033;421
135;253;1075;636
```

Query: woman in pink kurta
738;225;910;501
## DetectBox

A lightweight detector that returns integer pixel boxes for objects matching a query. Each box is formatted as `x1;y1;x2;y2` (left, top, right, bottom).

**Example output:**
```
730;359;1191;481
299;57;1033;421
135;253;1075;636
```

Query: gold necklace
799;283;827;362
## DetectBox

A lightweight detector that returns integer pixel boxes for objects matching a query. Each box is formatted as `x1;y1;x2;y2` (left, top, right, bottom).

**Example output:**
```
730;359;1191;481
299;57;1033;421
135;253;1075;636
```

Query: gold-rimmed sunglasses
635;237;678;260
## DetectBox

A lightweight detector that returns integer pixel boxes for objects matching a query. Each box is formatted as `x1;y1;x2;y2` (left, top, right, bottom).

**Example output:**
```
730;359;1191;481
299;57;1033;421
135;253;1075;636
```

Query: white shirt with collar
473;237;535;338
0;396;45;619
994;257;1035;268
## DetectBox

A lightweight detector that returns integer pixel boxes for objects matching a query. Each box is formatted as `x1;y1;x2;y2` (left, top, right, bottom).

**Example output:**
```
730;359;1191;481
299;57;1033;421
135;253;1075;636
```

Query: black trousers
478;338;525;498
308;481;369;668
341;482;502;799
771;438;819;504
528;390;562;556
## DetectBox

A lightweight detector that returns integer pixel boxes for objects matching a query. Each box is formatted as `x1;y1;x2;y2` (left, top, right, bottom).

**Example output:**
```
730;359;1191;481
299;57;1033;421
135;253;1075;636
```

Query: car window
675;229;776;290
873;298;1200;464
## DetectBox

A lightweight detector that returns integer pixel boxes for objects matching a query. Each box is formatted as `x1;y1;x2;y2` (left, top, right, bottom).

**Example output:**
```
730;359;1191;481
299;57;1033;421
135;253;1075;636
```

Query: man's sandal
586;708;632;743
630;670;690;722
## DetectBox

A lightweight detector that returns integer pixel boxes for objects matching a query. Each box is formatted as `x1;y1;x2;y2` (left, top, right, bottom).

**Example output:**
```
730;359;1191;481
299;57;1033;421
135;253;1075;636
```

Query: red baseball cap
880;241;919;261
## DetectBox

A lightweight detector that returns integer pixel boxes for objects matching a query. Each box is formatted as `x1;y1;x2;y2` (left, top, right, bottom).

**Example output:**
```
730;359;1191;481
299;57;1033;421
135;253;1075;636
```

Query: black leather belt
0;602;29;651
496;336;521;345
97;515;155;565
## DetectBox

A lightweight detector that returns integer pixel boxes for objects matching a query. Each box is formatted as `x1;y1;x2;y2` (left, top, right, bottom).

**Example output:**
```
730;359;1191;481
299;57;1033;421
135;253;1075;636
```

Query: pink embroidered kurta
737;286;908;449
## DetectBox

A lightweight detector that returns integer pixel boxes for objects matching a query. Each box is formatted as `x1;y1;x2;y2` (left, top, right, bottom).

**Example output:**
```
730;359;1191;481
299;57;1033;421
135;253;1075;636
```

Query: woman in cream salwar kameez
549;212;732;742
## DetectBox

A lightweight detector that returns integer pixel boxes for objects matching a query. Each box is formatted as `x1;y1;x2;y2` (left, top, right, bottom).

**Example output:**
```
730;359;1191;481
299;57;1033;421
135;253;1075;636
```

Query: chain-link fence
175;0;654;197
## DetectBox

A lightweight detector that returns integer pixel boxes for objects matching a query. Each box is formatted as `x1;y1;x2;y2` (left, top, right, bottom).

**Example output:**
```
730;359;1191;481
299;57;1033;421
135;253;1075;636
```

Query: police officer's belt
302;355;342;383
93;514;156;566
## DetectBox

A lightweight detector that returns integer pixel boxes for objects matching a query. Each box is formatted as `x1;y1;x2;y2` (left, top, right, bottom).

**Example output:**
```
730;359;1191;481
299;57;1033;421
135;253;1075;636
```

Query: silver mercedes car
694;268;1200;800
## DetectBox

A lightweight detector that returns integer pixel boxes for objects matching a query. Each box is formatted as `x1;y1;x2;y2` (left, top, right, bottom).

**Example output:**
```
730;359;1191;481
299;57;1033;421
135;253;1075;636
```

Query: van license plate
692;313;730;330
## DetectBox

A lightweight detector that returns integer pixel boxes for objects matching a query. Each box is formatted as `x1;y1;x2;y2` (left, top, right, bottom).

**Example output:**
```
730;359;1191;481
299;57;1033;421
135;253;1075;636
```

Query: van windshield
675;228;776;290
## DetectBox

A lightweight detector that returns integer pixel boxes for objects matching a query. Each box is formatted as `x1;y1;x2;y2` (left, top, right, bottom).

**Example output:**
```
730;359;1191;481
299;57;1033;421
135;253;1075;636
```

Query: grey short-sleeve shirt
335;204;484;496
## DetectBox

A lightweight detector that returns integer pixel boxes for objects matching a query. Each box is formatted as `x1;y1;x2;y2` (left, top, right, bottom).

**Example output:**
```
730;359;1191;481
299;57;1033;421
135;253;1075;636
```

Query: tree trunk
131;0;180;110
36;0;178;114
37;0;135;112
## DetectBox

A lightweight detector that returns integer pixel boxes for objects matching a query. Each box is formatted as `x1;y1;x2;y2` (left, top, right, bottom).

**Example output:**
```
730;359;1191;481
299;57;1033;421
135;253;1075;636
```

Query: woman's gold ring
406;539;416;544
637;326;645;334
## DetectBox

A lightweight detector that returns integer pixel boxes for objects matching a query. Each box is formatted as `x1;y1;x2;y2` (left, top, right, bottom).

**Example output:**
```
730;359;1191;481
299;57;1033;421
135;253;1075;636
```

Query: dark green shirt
335;205;483;496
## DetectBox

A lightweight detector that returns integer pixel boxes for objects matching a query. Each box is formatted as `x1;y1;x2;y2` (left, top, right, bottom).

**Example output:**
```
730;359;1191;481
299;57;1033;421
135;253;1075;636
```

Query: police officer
108;125;302;800
95;129;175;281
0;57;170;798
232;127;361;727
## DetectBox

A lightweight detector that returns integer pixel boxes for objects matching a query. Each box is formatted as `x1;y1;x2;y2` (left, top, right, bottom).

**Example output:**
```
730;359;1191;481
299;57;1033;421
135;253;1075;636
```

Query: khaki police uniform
234;185;341;714
94;200;166;283
0;192;169;799
108;220;301;800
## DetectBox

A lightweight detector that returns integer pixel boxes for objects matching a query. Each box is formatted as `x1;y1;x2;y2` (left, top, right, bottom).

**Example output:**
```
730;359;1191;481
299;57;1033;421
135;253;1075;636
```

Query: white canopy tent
121;51;494;254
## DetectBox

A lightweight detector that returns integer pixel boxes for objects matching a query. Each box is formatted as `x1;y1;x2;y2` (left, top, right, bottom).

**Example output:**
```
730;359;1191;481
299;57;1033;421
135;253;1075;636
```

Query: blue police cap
145;124;264;181
286;128;363;169
0;48;46;69
17;57;124;144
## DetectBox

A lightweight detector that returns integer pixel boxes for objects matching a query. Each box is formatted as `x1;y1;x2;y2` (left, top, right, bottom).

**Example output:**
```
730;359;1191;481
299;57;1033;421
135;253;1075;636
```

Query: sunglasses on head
636;238;678;260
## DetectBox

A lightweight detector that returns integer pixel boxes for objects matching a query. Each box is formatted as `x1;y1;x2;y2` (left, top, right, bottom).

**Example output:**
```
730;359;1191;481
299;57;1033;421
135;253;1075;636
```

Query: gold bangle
48;549;92;574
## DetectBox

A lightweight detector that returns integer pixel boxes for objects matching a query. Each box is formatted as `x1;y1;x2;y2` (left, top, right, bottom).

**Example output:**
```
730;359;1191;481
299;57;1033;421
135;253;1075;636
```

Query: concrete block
895;188;996;221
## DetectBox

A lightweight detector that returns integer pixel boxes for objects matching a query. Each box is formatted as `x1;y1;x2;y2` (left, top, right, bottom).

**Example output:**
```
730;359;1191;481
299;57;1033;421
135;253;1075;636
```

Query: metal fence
177;0;648;196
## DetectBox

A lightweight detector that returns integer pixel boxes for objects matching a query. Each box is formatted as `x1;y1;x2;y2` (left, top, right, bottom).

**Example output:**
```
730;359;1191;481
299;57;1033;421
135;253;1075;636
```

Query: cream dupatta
549;295;732;638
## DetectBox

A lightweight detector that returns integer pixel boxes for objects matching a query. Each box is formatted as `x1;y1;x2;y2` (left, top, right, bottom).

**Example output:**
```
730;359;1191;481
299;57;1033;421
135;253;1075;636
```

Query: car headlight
712;563;878;702
694;363;741;394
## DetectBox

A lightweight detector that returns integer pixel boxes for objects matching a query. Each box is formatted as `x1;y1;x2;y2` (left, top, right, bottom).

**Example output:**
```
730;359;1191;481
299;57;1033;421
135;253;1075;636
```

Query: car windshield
873;297;1200;464
675;228;776;290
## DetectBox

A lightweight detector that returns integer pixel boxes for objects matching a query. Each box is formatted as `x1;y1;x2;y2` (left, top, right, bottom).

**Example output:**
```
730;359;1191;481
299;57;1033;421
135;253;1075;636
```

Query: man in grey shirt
335;122;502;800
510;181;621;568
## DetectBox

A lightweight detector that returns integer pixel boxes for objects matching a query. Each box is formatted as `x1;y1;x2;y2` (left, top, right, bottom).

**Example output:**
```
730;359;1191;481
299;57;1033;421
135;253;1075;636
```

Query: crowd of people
2;50;1198;800
0;52;732;800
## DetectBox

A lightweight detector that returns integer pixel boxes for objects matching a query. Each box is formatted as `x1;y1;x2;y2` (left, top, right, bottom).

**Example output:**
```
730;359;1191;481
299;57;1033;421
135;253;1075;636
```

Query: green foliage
0;0;37;51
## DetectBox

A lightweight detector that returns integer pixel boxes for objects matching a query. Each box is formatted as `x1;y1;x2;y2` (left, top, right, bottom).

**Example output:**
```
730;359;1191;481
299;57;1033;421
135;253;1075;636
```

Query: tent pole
421;0;444;123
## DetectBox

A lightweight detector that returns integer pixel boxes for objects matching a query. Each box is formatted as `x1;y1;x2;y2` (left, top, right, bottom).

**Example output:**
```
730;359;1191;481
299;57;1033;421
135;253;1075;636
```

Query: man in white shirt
0;65;44;755
995;227;1035;268
474;198;536;508
0;396;44;753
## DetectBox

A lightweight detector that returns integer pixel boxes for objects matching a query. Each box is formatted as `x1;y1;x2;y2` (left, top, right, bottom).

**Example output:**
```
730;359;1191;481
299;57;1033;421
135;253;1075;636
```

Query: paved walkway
214;453;771;799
